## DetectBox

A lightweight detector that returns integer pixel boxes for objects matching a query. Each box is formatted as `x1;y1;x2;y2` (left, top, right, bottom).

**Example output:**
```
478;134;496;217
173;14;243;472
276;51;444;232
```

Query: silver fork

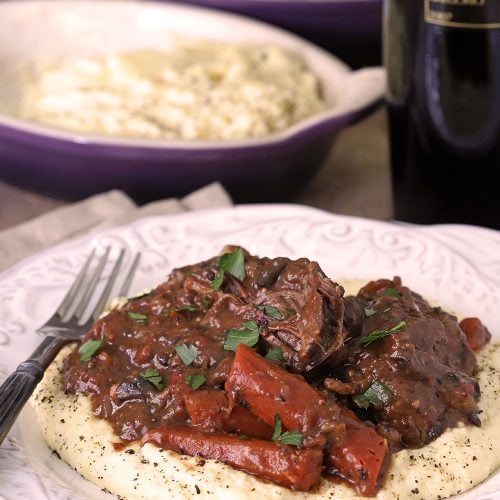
0;248;140;446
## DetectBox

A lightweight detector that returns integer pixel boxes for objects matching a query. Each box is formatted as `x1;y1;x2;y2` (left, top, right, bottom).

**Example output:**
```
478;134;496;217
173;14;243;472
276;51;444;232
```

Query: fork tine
57;248;96;319
90;248;125;321
119;252;141;297
74;246;111;321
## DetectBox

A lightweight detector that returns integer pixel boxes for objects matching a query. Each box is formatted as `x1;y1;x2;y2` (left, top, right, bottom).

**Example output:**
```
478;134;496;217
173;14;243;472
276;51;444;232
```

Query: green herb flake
141;369;164;390
383;307;392;313
359;320;407;347
164;306;199;315
175;343;199;366
203;295;210;309
271;414;303;446
265;347;284;363
364;307;377;318
186;374;206;390
384;287;400;298
212;269;225;291
257;305;283;320
223;320;260;351
271;414;283;441
79;338;103;362
128;311;148;321
353;380;393;409
239;434;250;440
218;248;246;281
277;432;303;446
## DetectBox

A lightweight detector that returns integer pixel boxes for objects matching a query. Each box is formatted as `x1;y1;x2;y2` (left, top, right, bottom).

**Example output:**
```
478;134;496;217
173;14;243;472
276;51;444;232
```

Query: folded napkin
0;182;233;273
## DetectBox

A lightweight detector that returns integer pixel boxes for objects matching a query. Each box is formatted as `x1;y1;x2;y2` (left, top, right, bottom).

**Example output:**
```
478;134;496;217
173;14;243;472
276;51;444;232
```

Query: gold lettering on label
430;0;486;6
428;9;454;21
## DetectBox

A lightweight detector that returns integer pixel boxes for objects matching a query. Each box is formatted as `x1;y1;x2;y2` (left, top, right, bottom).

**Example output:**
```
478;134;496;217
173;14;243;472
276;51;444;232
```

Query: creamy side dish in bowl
0;0;384;201
20;42;327;140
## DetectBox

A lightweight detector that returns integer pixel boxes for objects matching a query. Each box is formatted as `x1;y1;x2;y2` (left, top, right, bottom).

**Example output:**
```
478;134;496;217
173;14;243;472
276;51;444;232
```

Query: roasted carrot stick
225;344;388;496
142;426;323;491
225;344;328;431
224;405;274;440
326;410;389;497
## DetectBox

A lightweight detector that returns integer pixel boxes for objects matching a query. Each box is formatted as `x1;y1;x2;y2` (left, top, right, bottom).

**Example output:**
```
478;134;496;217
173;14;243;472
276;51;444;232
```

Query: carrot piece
183;390;230;430
224;405;274;440
459;317;491;351
142;426;323;491
225;344;329;431
326;408;389;497
225;345;388;496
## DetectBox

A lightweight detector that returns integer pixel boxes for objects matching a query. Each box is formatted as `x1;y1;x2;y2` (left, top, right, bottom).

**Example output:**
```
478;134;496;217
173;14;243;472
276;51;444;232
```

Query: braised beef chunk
325;277;482;449
63;248;490;495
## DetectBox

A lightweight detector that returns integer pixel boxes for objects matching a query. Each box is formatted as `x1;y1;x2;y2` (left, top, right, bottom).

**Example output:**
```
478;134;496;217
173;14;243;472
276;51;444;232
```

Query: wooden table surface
0;108;392;232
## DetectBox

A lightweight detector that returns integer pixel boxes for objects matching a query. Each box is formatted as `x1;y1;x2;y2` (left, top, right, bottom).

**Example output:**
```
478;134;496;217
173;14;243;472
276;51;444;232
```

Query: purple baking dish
0;0;385;202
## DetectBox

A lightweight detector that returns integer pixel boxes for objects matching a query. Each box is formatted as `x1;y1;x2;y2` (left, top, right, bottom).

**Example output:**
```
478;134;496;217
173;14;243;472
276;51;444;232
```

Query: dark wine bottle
384;0;500;229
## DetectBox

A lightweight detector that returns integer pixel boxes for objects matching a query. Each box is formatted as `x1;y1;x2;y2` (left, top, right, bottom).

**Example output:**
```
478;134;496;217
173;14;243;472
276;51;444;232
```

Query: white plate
0;204;498;499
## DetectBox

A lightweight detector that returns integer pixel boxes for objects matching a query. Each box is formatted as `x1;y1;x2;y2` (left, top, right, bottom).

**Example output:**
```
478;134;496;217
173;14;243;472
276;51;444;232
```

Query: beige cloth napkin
0;182;232;273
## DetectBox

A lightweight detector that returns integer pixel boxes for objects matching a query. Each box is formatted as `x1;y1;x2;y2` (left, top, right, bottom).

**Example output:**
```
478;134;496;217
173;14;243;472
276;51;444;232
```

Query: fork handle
0;336;67;446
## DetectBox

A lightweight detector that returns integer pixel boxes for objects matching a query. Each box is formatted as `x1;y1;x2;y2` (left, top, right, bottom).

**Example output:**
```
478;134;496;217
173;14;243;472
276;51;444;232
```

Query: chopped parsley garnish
277;432;304;446
223;320;260;351
239;434;250;440
359;320;406;346
163;306;199;315
78;338;103;362
186;374;206;390
364;307;377;318
271;414;282;441
271;414;303;446
141;369;164;390
384;287;400;298
257;305;283;320
353;380;393;409
212;248;246;291
175;343;199;366
265;346;284;362
128;311;148;321
212;271;225;291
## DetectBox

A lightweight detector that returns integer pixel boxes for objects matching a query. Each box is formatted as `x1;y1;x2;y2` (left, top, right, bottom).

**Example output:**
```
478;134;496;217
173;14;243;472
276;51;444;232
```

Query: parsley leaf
175;344;199;366
359;320;406;346
265;346;284;362
223;320;260;351
364;307;377;318
141;369;164;390
163;306;199;315
219;248;246;280
79;338;103;362
277;432;303;446
271;414;283;441
186;374;206;390
128;311;148;321
353;380;393;409
384;287;400;298
271;414;303;446
212;248;246;291
257;305;283;320
212;269;225;291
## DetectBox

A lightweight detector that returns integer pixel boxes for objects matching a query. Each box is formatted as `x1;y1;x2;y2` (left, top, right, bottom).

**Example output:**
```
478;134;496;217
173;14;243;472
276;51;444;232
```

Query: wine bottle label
425;0;500;28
